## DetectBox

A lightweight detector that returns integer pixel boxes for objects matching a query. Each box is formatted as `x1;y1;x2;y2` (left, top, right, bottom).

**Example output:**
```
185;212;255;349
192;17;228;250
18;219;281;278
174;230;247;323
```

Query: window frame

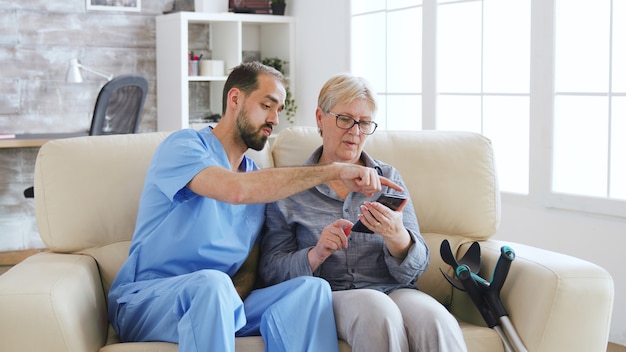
350;0;626;219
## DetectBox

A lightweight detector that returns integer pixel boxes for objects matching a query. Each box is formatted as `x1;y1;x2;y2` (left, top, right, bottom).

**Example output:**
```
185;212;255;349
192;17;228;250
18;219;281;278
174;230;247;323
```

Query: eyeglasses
327;111;378;135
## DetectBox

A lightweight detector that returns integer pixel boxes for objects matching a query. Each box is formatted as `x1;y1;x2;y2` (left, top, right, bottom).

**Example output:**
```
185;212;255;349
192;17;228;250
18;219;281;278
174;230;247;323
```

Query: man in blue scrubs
107;62;401;352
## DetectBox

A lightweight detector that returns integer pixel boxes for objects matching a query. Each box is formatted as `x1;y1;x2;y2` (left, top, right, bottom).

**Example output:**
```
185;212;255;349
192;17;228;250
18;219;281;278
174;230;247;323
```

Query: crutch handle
490;246;515;293
487;246;515;318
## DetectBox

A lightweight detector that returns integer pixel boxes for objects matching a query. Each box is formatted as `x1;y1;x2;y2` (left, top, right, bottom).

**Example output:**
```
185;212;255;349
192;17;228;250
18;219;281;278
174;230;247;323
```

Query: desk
0;249;49;267
0;132;89;148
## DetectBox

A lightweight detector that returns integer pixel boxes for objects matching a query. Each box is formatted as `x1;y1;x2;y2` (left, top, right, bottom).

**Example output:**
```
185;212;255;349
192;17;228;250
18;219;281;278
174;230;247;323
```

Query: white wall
290;0;350;127
290;0;625;346
498;196;625;346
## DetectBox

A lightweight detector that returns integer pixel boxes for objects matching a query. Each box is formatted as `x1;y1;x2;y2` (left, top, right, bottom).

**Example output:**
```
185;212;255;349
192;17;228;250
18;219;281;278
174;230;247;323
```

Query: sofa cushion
271;127;500;240
34;133;169;253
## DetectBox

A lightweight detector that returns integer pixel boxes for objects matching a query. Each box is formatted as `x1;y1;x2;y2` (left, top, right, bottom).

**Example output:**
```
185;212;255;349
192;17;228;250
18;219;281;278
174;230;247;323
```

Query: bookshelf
156;12;295;131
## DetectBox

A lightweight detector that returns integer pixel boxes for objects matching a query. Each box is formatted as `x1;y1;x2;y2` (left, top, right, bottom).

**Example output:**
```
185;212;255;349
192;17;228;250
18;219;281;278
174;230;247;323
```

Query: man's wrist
323;162;340;180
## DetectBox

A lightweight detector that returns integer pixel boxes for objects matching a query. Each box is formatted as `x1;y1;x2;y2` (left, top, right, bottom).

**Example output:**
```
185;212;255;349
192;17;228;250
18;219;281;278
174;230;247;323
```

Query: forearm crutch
440;240;528;352
482;246;527;352
456;264;515;352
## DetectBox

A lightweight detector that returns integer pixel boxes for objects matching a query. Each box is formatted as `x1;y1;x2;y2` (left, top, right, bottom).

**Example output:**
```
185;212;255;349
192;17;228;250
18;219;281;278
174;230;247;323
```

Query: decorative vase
271;2;286;15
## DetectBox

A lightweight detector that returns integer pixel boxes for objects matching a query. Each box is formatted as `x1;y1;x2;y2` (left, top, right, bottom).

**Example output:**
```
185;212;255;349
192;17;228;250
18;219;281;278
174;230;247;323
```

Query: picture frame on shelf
229;0;270;14
86;0;141;12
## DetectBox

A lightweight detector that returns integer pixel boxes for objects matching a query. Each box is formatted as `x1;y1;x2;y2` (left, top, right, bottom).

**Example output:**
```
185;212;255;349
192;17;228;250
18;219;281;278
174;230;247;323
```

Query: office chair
89;73;148;135
24;74;149;198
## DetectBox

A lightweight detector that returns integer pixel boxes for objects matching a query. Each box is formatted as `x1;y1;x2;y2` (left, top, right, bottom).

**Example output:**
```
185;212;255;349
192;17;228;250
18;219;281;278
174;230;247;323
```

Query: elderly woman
258;73;467;352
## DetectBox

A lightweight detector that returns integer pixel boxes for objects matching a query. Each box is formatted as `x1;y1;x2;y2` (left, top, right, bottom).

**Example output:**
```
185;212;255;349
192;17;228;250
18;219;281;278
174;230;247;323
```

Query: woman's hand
308;219;353;271
358;201;412;258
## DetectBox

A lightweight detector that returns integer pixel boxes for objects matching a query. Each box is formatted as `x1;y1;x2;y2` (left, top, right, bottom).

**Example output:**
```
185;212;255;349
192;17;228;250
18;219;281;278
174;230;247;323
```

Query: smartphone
351;194;407;233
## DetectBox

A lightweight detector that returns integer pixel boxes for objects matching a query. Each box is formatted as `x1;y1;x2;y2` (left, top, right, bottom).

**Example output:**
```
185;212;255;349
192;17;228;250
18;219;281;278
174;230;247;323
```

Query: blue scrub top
111;127;265;291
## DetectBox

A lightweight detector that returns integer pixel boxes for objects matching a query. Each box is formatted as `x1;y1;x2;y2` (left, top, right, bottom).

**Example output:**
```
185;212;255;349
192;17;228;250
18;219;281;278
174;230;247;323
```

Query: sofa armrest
449;240;614;352
0;252;108;352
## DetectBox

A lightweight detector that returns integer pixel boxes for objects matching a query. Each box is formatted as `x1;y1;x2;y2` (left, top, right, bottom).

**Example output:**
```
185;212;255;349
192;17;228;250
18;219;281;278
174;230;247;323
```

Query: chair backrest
23;74;149;199
89;73;148;135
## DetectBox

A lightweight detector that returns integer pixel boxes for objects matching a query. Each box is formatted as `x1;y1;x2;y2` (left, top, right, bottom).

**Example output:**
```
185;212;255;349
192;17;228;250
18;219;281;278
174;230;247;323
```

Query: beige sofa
0;126;614;352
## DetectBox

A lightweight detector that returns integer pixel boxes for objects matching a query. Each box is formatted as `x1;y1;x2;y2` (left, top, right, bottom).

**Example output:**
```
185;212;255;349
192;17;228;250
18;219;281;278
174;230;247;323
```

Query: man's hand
337;163;403;196
308;219;352;271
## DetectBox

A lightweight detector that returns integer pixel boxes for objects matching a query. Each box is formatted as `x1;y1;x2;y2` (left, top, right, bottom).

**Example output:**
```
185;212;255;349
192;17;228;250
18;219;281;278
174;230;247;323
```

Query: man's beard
235;107;272;151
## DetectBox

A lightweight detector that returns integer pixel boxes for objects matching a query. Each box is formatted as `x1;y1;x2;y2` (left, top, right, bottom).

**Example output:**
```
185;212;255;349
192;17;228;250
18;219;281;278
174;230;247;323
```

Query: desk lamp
66;58;113;83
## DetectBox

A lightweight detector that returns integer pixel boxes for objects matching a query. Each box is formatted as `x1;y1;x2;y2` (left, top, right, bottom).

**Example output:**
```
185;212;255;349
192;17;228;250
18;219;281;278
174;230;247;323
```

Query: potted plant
270;0;286;15
262;57;297;125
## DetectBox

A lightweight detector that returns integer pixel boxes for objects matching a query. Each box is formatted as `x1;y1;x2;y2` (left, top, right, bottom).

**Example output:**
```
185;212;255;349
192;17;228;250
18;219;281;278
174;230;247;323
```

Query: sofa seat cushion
101;324;500;352
99;337;267;352
459;321;503;352
101;337;354;352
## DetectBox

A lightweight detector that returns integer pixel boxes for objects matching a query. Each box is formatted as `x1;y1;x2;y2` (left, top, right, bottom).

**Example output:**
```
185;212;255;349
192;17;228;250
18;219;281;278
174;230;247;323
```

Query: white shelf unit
156;12;296;131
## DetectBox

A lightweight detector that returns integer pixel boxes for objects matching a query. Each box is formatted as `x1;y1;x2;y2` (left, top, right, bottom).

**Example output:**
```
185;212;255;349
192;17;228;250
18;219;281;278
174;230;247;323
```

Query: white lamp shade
66;58;83;83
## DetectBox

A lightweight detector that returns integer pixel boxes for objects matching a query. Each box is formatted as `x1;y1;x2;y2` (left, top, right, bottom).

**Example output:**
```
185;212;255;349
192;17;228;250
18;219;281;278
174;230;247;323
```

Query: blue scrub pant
111;269;339;352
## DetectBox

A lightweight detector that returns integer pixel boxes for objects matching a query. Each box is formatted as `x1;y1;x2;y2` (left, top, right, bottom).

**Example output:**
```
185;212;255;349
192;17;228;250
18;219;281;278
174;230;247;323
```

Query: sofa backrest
34;127;499;303
34;132;168;292
33;131;273;293
34;133;168;251
272;126;500;237
272;126;500;303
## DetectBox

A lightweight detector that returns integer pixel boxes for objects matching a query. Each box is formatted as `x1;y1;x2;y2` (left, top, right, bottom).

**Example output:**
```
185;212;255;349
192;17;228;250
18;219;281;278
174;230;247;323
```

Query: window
553;0;626;201
350;0;626;217
436;0;530;194
351;0;423;130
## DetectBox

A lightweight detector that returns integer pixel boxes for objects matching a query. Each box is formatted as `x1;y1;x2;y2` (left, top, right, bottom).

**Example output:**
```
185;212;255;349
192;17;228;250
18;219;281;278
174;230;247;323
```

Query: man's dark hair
221;61;286;115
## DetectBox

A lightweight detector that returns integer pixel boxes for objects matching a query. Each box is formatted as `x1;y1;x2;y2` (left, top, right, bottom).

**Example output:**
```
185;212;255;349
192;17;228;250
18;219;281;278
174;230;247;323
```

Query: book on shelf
0;133;16;139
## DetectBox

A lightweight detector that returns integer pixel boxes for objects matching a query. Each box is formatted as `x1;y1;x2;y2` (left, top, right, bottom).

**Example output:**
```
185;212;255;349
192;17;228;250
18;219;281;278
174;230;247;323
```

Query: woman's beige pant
332;288;467;352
